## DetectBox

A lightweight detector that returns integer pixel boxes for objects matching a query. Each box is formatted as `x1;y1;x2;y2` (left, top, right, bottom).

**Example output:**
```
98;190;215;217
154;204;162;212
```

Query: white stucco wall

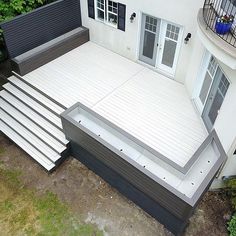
80;0;204;83
186;40;236;179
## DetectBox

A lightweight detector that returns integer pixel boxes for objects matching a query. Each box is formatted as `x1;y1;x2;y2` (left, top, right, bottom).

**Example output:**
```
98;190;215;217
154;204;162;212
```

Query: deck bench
11;27;89;76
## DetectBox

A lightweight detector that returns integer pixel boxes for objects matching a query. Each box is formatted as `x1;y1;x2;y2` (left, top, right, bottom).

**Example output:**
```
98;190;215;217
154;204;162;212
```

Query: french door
202;68;230;131
139;13;182;76
196;53;230;132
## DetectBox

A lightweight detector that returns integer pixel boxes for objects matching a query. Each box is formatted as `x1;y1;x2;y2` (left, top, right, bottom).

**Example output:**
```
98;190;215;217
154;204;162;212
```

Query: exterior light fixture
130;13;136;23
184;33;192;44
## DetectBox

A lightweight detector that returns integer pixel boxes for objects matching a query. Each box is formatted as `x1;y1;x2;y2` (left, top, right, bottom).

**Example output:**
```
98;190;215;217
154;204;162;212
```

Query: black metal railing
203;0;236;48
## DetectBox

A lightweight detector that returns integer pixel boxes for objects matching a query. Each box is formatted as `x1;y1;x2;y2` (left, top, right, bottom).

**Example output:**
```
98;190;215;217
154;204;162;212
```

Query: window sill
94;18;118;29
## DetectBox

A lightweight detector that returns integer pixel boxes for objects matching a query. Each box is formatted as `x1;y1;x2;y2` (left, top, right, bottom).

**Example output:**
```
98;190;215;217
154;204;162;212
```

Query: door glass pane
145;16;157;32
161;39;177;68
199;71;212;104
208;89;224;125
166;24;180;41
143;31;155;59
208;56;218;77
208;73;229;126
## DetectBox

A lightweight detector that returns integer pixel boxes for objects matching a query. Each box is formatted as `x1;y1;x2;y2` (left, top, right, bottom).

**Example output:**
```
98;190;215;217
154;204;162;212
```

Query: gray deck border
61;102;227;206
61;102;226;175
11;27;89;76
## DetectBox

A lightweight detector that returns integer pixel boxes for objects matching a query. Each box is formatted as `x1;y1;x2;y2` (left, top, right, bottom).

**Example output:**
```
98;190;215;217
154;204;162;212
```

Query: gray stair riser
0;96;66;146
0;117;59;164
0;105;65;155
8;79;62;118
3;86;63;132
13;72;67;110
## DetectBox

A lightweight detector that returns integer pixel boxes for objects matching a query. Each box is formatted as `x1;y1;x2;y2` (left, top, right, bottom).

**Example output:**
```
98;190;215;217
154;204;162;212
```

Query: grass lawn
0;155;103;236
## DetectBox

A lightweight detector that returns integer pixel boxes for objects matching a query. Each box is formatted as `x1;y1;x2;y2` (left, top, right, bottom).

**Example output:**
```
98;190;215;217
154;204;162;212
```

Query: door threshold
136;60;175;80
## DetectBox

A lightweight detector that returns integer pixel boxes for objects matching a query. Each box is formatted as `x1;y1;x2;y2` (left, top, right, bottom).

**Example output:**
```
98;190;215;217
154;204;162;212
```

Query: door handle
157;43;159;47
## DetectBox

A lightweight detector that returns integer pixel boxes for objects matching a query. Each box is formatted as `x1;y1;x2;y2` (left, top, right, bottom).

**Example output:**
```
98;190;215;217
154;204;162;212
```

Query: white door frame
138;13;183;78
156;20;183;76
194;51;214;113
194;51;230;131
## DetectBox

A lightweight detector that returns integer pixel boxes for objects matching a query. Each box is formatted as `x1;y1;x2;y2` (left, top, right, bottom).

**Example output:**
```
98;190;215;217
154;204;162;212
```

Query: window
87;0;126;31
96;0;105;21
96;0;118;26
107;1;118;25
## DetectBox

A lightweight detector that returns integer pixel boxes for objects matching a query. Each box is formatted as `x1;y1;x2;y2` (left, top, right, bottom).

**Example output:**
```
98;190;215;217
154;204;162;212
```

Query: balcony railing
203;0;236;48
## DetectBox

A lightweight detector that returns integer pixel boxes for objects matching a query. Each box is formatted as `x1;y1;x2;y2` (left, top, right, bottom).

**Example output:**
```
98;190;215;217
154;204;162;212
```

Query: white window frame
96;0;105;22
95;0;118;28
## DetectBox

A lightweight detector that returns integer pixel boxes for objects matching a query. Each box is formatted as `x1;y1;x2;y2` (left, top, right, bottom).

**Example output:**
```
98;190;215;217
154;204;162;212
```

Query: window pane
97;9;104;20
161;39;177;68
143;31;155;59
199;72;212;104
108;13;117;24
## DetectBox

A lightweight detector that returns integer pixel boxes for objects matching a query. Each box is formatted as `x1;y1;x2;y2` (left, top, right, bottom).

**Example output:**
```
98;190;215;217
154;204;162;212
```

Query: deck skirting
71;141;190;236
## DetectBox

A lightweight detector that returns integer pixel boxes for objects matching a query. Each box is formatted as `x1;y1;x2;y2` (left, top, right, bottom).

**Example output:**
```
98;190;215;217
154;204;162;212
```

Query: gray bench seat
11;27;89;76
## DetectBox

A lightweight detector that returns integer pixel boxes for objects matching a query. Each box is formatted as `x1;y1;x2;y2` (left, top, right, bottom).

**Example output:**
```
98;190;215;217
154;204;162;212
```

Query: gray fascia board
61;102;227;206
62;102;220;174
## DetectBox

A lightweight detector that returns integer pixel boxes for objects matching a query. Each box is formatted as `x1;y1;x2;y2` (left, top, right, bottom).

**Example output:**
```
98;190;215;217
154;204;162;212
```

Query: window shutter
117;3;126;31
88;0;95;19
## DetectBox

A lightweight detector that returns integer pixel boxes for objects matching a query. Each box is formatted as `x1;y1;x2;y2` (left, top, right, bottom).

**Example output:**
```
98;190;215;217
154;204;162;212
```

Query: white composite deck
22;42;207;170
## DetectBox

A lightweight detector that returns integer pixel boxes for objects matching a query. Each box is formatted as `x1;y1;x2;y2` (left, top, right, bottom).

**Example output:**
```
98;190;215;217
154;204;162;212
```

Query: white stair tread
0;120;55;171
8;76;64;115
0;109;61;163
0;98;66;154
0;90;68;145
3;83;62;129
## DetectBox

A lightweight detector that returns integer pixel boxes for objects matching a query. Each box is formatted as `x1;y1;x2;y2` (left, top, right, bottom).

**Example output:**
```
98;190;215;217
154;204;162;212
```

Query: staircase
0;74;69;171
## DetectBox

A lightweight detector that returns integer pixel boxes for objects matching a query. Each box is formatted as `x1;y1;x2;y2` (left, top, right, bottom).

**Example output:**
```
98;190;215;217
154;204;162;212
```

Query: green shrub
228;215;236;236
0;0;56;23
225;178;236;210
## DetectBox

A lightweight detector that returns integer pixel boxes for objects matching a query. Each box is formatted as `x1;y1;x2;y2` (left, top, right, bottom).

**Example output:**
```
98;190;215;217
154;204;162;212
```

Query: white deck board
93;69;207;167
0;109;61;163
0;120;55;171
0;90;68;145
3;83;62;129
23;42;144;108
22;42;207;168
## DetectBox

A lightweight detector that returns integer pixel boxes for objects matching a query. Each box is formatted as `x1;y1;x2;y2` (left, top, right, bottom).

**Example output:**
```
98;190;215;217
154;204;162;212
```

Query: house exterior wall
80;0;205;83
81;0;236;183
186;39;236;182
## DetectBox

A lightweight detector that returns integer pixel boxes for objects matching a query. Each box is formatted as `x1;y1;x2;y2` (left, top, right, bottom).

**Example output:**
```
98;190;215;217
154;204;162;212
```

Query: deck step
0;120;55;171
0;98;66;154
0;109;61;163
0;90;68;145
8;76;65;116
3;83;62;130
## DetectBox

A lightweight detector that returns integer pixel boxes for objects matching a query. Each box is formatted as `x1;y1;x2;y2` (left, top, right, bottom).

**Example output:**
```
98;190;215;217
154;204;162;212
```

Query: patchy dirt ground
0;133;231;236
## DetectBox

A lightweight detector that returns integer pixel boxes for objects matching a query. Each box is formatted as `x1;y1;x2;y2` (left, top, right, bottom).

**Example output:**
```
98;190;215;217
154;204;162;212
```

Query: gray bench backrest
0;0;82;58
